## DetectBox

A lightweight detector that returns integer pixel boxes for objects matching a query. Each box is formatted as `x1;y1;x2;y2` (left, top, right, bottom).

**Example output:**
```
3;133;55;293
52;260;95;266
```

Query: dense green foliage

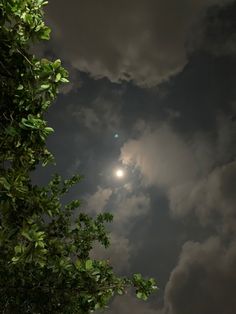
0;0;157;312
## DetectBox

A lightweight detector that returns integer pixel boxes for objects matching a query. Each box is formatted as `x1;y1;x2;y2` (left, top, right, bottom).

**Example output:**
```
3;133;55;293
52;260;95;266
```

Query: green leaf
53;59;61;68
75;259;81;269
60;77;69;83
45;126;54;132
40;27;51;40
11;256;19;263
136;292;148;300
133;273;142;282
95;303;101;310
17;84;24;90
0;177;11;190
55;73;61;82
40;84;50;90
21;230;32;241
85;259;93;270
14;245;22;254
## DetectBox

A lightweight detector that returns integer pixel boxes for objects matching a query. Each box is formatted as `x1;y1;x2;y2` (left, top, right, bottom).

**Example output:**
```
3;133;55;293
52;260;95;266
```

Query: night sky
35;1;236;313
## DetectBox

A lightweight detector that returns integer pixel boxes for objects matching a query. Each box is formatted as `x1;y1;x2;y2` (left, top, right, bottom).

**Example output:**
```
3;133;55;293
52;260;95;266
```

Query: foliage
0;0;157;313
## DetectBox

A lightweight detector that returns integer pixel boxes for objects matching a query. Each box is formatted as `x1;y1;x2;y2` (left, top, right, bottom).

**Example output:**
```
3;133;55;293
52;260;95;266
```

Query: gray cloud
120;116;236;229
85;186;112;213
86;184;151;273
114;192;150;225
120;124;200;187
106;293;157;314
91;233;131;273
75;97;121;134
169;160;236;233
119;113;236;312
85;185;150;231
120;113;235;186
162;237;236;314
85;186;132;272
194;1;236;57
46;0;233;86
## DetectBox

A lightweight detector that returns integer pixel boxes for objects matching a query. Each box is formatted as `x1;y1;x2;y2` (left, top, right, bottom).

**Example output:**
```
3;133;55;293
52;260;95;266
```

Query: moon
115;169;124;178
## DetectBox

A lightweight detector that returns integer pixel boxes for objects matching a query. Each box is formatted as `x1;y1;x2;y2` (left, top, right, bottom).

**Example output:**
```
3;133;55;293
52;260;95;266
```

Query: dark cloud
195;1;236;56
163;237;236;314
169;161;236;234
46;0;234;86
113;191;150;225
106;293;157;314
119;110;236;312
74;96;121;134
91;233;132;273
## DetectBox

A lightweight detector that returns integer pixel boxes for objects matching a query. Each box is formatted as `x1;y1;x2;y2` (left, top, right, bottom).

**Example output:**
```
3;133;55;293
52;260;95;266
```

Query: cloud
86;186;151;271
120;116;236;230
85;185;150;230
85;187;132;272
119;116;236;312
90;233;131;272
194;1;236;57
120;124;199;187
106;293;157;314
162;237;236;314
114;192;151;224
76;97;121;133
120;115;235;184
85;186;112;213
46;0;234;86
169;160;236;234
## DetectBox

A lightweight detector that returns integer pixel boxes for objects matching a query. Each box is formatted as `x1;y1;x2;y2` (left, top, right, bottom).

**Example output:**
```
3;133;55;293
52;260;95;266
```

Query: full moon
115;169;124;178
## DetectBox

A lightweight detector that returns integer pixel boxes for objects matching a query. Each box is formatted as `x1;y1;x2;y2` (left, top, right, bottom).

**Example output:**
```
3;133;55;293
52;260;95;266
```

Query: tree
0;0;157;312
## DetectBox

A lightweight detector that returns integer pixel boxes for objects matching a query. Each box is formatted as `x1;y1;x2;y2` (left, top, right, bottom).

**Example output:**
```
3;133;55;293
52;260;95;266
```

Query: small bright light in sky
115;169;124;178
114;133;119;138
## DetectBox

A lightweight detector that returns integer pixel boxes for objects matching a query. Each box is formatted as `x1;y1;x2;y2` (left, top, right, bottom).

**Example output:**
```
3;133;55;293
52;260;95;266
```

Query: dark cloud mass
46;0;234;86
163;237;236;314
34;1;236;313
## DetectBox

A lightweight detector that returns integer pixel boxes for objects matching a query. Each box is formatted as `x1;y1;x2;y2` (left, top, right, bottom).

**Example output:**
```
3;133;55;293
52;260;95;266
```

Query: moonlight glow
115;169;124;178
